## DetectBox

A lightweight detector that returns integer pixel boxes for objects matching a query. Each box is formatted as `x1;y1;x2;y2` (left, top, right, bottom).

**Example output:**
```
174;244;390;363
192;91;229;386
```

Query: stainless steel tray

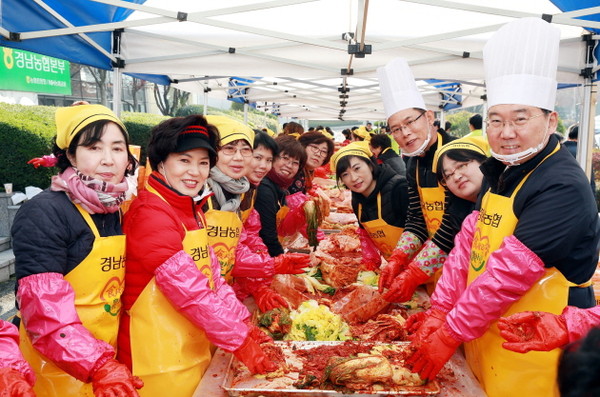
221;341;441;396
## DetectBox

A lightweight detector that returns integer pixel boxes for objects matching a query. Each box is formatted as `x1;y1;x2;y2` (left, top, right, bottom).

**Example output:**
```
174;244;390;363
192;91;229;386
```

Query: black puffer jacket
254;177;287;257
352;164;408;229
12;189;122;281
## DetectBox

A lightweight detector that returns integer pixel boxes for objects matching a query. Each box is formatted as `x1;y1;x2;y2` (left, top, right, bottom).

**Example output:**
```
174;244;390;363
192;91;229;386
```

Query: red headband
180;125;208;137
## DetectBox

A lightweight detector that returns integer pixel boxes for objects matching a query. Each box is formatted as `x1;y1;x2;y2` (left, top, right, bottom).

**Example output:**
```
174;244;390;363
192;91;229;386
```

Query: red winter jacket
117;172;210;368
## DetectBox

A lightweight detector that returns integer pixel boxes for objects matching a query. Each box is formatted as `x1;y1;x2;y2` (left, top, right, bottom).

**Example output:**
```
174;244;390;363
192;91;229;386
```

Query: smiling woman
254;135;307;257
12;104;141;396
118;114;276;396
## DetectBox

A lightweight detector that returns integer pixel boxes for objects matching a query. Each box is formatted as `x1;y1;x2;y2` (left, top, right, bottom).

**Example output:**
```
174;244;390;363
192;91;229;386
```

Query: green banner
0;47;71;95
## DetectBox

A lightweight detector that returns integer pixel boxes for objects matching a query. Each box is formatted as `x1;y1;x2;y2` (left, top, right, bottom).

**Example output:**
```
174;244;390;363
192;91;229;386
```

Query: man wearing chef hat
376;58;472;303
405;17;600;397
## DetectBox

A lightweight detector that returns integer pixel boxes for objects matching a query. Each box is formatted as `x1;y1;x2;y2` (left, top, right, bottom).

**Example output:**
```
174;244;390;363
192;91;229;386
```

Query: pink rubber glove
27;154;57;168
382;263;430;303
498;311;569;353
273;253;310;275
407;324;461;381
253;284;290;312
378;249;410;293
91;358;143;397
0;368;35;397
233;336;277;374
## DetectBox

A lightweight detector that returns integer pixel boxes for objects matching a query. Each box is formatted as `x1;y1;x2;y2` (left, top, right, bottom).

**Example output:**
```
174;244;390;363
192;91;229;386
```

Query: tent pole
203;89;208;116
244;103;248;123
576;35;598;181
112;67;122;117
577;78;596;180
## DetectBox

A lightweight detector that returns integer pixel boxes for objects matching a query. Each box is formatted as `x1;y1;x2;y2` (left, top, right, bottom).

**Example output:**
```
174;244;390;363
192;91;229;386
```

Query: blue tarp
0;0;144;70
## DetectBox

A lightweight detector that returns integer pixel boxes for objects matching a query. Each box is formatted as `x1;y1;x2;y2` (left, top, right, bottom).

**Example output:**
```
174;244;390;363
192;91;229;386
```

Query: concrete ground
0;275;16;321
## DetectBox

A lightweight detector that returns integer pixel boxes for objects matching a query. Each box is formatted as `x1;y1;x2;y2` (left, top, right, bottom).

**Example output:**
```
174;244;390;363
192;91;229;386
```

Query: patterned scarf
207;167;250;212
51;167;128;214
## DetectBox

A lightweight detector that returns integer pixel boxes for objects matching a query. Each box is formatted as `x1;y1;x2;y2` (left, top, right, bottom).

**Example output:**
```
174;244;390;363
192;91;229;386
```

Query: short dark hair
274;135;307;170
335;155;375;184
298;131;335;164
283;121;304;135
369;133;392;150
53;119;137;176
254;131;279;157
558;327;600;397
147;114;219;170
445;121;452;131
469;114;483;129
568;125;579;140
435;148;487;184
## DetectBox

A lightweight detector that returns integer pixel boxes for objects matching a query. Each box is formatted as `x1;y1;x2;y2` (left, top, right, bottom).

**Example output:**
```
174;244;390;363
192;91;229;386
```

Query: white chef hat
377;57;426;119
484;17;560;111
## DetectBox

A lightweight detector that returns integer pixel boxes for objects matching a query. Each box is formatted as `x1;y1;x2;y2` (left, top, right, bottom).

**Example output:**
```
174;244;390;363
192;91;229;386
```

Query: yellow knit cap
55;104;126;150
353;126;372;141
330;141;372;172
206;115;255;147
432;136;490;172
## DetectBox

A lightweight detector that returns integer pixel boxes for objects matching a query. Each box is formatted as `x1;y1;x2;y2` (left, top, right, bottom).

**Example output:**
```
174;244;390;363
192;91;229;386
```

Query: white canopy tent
1;0;599;174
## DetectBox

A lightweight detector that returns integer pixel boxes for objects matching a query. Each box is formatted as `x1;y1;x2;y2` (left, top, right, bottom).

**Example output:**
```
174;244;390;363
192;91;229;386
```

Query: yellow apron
205;199;243;283
416;134;445;238
416;135;445;291
465;144;583;397
358;193;404;259
19;204;125;397
129;186;214;397
239;188;256;224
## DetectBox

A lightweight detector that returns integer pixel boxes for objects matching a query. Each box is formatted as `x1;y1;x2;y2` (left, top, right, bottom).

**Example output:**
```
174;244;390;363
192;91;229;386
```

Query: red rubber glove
408;308;447;343
27;154;57;168
407;325;461;381
378;249;410;293
274;253;310;275
498;311;569;353
382;263;430;303
233;336;277;374
91;358;143;397
0;368;35;397
245;320;274;345
253;285;290;313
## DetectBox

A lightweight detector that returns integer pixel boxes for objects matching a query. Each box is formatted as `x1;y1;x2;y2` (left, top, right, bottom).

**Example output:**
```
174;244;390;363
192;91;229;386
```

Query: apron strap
74;204;100;238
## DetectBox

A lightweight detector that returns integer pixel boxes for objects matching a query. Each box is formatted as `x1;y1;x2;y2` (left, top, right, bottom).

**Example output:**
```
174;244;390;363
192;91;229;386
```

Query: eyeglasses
220;144;253;157
278;154;300;167
306;144;328;157
390;112;426;134
485;113;545;131
441;160;473;185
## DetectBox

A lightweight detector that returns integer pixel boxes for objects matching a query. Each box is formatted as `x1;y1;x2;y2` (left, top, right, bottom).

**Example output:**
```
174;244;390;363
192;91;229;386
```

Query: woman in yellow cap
12;103;142;396
118;115;275;396
331;142;408;269
201;115;256;282
382;136;489;303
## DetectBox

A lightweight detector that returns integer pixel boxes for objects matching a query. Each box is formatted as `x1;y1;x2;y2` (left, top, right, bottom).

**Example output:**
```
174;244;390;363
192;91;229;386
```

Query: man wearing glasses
406;18;600;397
376;57;471;304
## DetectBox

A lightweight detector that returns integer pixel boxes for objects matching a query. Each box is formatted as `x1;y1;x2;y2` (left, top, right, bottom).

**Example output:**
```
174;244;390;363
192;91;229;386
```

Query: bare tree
153;83;190;116
85;66;109;106
122;76;146;112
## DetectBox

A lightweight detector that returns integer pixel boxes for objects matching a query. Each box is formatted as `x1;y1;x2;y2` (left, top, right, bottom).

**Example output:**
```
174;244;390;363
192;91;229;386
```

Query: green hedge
0;103;278;192
0;104;168;192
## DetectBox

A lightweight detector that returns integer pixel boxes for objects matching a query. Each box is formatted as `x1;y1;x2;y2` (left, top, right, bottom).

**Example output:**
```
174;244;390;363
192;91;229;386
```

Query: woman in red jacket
118;115;275;397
